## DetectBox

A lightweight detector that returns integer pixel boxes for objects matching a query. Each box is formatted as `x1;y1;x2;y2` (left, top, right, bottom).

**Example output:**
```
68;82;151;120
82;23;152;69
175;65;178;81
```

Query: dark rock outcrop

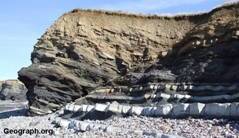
19;3;239;115
0;80;27;101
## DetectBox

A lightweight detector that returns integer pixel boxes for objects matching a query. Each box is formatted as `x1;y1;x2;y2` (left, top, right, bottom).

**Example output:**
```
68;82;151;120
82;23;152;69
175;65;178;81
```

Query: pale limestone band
62;102;239;118
29;83;239;115
93;83;239;93
86;92;239;103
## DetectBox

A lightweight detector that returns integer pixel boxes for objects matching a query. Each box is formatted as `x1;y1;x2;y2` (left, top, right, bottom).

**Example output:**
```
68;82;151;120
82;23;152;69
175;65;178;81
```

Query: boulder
0;80;27;101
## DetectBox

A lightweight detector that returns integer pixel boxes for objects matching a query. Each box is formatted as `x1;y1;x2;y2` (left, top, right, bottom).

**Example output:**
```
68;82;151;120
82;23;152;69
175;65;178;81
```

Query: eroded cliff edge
18;3;239;115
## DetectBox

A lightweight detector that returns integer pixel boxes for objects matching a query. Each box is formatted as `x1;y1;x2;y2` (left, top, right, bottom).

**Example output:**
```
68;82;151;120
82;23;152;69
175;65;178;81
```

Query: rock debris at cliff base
0;115;238;138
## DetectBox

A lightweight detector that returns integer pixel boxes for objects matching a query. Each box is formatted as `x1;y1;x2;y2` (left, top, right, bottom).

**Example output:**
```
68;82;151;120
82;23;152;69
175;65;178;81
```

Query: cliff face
144;4;239;83
0;80;27;101
19;3;239;115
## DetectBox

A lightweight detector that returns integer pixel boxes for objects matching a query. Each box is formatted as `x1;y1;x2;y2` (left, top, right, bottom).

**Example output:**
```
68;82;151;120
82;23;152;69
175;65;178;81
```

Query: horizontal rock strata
17;10;197;114
57;102;239;119
18;3;239;116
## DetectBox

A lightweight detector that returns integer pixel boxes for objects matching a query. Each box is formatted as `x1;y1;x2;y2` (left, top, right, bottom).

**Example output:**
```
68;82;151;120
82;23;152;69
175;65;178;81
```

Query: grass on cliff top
64;2;239;20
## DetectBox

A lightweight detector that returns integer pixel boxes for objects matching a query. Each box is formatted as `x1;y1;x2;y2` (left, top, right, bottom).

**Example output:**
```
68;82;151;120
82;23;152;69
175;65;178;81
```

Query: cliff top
62;2;239;20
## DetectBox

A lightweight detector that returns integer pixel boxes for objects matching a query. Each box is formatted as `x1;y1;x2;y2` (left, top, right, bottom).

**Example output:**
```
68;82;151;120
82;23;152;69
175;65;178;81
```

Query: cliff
18;3;239;115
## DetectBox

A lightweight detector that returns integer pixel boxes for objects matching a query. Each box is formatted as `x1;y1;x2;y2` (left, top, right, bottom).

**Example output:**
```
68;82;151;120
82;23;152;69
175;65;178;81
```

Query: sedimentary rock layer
18;3;239;115
58;102;239;119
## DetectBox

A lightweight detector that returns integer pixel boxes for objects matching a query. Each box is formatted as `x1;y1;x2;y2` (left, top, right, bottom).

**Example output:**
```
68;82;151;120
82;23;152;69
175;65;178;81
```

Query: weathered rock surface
18;3;239;115
0;80;27;101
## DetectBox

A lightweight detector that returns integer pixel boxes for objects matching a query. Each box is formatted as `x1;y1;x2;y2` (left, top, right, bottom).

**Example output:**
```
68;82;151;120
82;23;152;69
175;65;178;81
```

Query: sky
0;0;234;80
